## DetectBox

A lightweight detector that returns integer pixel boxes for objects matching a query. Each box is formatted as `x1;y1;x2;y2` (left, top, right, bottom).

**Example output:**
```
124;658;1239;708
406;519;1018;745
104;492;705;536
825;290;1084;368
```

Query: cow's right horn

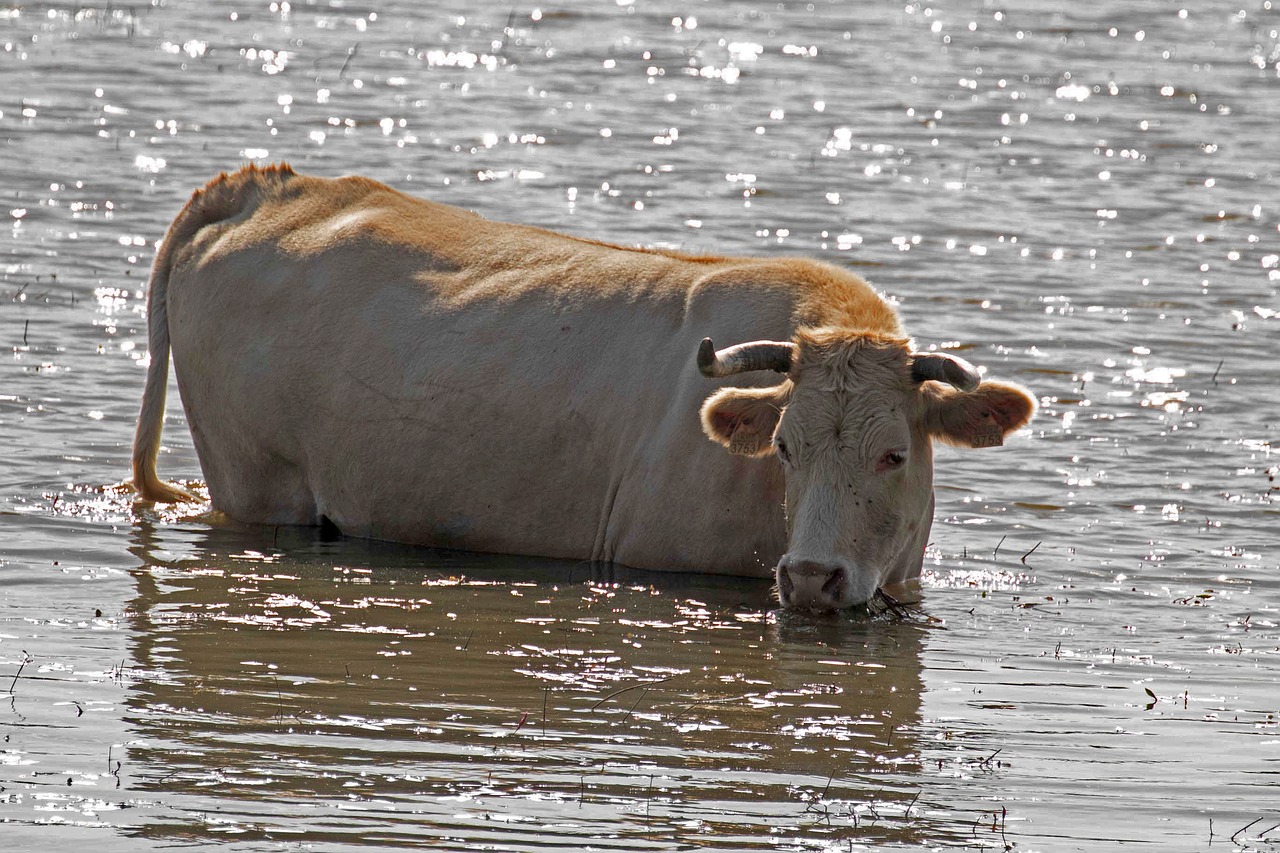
697;337;796;378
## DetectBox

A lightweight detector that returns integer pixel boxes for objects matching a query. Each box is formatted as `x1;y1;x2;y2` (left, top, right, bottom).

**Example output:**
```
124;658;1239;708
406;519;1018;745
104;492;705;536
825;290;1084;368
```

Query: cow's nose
778;559;849;611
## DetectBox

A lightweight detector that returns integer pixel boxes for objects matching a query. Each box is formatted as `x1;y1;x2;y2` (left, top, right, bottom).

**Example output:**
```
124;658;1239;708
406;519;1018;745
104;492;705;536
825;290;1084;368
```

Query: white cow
134;165;1034;610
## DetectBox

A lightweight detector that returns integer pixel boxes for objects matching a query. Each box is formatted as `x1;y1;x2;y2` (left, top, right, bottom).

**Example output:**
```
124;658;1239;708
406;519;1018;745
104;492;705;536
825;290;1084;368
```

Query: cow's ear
922;380;1035;448
700;385;788;458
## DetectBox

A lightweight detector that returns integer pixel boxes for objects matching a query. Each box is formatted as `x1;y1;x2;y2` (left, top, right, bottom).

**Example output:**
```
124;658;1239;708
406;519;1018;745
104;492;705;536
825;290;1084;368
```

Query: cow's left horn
697;337;796;378
911;352;981;392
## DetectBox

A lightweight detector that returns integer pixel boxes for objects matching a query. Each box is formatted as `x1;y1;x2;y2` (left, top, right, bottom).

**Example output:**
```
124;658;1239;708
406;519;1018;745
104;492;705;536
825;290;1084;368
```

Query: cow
132;164;1035;610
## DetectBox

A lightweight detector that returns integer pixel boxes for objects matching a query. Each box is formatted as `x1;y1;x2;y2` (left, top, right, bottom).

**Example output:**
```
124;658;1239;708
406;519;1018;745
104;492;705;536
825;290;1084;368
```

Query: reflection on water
118;522;934;849
1;0;1278;850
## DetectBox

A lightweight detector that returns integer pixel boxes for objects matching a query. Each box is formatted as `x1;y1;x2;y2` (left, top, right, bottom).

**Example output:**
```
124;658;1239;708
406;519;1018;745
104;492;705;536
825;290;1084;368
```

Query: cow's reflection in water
121;520;934;847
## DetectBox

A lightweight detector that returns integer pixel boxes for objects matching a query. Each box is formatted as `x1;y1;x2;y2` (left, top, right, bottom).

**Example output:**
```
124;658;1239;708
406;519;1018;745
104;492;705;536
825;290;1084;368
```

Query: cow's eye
879;449;907;471
775;437;791;463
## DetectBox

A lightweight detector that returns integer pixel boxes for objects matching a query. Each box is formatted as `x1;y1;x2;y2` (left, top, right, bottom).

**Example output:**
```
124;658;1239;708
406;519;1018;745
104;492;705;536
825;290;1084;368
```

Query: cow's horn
697;337;796;378
911;352;981;392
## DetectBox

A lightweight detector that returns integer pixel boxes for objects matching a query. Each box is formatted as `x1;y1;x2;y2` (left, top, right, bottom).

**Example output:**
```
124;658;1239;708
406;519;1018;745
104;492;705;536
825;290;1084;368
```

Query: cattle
132;164;1035;610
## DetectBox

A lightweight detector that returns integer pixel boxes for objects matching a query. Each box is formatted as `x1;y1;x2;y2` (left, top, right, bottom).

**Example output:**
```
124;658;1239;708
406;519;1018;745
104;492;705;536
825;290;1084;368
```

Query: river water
1;1;1277;850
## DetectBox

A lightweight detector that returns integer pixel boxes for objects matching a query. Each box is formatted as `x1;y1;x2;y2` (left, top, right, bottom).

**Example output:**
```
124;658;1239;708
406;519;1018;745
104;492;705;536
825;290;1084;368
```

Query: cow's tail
131;162;297;503
131;213;198;503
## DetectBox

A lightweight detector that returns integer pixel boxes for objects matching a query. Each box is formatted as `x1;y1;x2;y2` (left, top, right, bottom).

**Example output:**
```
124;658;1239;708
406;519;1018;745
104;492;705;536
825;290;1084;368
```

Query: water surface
2;1;1278;850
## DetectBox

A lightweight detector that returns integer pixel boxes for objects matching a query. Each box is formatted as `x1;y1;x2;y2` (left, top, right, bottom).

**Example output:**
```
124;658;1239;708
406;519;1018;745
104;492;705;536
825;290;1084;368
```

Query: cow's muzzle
776;558;877;611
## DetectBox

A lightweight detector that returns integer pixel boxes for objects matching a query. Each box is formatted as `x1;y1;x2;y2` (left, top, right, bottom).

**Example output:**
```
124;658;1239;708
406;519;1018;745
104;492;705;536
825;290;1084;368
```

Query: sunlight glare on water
1;1;1277;850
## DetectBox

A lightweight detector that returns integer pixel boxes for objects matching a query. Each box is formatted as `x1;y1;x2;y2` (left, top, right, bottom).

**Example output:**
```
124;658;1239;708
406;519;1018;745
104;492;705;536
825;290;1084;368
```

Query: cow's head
698;328;1035;611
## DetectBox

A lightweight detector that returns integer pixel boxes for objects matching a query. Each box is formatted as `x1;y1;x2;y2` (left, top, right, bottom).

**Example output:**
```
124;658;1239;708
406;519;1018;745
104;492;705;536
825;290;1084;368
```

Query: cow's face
699;328;1035;611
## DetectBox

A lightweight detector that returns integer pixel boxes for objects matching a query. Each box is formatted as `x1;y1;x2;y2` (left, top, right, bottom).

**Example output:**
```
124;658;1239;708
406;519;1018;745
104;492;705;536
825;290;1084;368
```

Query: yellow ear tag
971;414;1004;448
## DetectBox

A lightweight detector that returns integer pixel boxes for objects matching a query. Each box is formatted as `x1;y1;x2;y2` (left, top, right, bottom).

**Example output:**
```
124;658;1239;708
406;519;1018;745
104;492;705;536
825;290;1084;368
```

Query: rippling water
2;1;1277;850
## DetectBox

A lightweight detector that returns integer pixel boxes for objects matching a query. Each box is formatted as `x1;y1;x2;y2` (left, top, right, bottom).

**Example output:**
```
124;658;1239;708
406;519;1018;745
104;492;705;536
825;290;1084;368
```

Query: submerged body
134;165;1034;608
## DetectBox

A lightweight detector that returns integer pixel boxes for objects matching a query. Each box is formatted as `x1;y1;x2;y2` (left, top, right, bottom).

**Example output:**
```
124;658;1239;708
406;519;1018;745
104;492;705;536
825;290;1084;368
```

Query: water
2;0;1277;850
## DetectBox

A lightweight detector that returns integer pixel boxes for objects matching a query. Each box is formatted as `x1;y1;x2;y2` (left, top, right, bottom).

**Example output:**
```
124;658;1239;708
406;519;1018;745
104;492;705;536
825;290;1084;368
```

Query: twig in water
993;535;1006;560
803;771;834;812
23;319;29;346
871;588;914;620
671;691;755;722
541;687;548;736
644;774;654;818
619;688;648;723
7;652;32;694
1211;359;1223;385
906;788;921;817
1232;817;1262;845
801;774;836;823
1020;541;1041;565
337;42;360;80
497;9;518;53
591;676;673;711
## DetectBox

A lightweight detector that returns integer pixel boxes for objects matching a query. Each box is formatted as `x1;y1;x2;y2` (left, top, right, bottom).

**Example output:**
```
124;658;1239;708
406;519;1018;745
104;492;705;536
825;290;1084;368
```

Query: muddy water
1;1;1277;850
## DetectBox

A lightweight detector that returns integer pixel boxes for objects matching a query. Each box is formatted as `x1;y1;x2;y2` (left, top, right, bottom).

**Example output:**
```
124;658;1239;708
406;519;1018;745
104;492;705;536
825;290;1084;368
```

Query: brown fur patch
788;265;905;334
789;326;914;391
180;163;298;229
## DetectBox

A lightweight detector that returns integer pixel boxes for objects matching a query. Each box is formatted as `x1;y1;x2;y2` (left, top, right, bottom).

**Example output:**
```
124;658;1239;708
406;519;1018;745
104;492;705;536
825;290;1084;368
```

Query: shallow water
1;1;1277;850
